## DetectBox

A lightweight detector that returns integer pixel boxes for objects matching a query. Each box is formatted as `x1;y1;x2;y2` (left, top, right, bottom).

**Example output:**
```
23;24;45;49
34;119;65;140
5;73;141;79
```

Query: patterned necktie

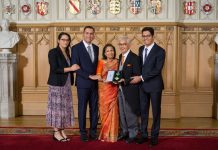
121;55;125;65
87;45;93;62
143;48;148;64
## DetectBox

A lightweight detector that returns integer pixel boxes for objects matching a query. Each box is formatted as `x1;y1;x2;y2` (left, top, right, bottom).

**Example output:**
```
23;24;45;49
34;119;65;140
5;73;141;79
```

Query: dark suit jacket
71;41;99;88
119;51;141;114
139;43;165;92
47;47;74;86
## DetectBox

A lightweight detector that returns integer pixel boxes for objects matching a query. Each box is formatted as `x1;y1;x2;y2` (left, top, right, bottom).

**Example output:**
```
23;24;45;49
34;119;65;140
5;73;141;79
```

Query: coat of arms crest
36;0;49;16
109;0;121;15
149;0;162;15
68;0;80;15
129;0;141;15
184;1;196;15
88;0;101;15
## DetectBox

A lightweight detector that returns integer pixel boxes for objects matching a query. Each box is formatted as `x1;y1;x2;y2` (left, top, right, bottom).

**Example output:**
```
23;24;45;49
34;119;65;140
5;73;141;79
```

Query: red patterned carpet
0;127;218;150
0;135;218;150
0;127;218;136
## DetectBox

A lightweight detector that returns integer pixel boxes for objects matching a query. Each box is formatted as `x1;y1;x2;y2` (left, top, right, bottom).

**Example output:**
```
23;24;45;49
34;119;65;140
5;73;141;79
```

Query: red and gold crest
68;0;80;15
36;0;49;16
184;1;196;15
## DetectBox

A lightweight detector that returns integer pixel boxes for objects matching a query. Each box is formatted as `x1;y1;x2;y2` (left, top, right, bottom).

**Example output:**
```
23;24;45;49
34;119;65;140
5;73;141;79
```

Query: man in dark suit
117;36;141;144
71;26;99;142
131;27;165;146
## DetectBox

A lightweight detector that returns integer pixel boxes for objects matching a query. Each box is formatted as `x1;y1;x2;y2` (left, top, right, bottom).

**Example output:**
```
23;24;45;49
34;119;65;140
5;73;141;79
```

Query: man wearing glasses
116;36;141;144
131;27;165;146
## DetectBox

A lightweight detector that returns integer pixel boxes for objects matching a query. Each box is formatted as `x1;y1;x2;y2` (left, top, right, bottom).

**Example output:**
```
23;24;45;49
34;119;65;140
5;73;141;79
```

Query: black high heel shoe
53;130;66;142
60;129;70;141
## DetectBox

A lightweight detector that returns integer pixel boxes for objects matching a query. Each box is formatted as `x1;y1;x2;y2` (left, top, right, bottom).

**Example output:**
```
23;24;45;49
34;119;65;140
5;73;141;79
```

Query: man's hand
89;75;101;80
130;76;142;84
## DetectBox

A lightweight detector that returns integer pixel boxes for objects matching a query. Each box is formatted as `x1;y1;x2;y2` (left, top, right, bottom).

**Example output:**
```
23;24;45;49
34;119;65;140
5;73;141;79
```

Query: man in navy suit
131;27;165;146
71;26;99;142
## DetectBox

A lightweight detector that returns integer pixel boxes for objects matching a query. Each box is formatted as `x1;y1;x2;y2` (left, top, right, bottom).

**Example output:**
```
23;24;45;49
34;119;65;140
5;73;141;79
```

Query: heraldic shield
109;0;121;15
130;0;141;14
149;0;162;15
36;1;49;16
69;0;80;15
88;0;101;15
183;1;196;15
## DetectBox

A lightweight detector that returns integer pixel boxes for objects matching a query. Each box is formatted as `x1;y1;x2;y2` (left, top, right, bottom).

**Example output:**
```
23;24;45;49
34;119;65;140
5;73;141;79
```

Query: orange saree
97;59;119;142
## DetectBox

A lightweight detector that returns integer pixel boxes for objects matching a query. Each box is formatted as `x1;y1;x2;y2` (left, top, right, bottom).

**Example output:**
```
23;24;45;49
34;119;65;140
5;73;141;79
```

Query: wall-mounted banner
149;0;162;15
129;0;141;15
36;0;49;16
69;0;80;15
183;1;196;15
201;0;213;15
88;0;101;15
109;0;121;15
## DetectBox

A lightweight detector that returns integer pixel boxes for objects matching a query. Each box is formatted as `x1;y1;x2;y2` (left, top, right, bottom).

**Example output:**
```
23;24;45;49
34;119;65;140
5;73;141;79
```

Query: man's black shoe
125;137;136;144
149;138;158;147
80;135;88;142
136;137;148;144
89;135;97;141
117;134;128;141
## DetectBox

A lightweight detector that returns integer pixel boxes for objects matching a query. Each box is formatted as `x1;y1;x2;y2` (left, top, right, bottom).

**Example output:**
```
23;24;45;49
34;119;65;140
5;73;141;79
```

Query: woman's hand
70;64;80;71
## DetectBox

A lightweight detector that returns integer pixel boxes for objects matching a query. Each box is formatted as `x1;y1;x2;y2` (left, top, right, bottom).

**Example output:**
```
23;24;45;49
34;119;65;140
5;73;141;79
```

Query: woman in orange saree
97;44;119;142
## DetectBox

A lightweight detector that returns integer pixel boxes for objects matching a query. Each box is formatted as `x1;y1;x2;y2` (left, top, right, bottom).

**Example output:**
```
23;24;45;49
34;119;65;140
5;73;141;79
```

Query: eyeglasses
60;39;70;42
118;43;127;46
142;34;152;38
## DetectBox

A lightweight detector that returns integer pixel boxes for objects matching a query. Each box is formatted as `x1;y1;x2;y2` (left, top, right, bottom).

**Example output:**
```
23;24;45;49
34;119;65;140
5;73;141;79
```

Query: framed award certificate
106;70;115;82
106;70;122;83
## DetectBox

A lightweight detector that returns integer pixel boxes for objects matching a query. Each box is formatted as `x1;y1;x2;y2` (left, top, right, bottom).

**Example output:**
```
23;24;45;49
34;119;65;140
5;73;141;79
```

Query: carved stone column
0;52;17;118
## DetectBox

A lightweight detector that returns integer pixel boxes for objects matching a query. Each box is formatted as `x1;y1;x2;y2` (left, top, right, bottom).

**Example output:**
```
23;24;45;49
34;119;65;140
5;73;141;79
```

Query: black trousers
77;87;98;137
139;88;162;138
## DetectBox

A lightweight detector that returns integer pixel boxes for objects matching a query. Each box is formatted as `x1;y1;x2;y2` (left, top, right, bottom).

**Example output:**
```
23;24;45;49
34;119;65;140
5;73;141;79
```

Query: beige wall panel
181;103;213;117
181;33;196;89
22;102;47;115
18;33;35;87
161;95;180;118
198;33;214;89
180;93;213;117
164;31;175;92
36;33;50;87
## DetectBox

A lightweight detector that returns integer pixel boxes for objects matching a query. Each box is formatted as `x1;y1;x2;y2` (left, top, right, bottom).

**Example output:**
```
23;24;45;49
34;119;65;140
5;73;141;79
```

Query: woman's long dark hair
57;32;71;58
102;43;116;60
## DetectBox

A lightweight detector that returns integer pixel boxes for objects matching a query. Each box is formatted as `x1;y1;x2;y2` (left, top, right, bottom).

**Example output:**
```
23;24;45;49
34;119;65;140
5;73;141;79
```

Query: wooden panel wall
11;23;217;118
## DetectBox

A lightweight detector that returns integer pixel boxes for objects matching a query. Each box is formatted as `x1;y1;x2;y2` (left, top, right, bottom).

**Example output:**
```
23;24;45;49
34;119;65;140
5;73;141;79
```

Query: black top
47;47;74;86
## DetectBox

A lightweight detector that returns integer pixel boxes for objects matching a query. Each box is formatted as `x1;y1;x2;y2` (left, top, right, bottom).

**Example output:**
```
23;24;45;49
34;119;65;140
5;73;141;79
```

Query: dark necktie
87;45;93;62
143;48;148;64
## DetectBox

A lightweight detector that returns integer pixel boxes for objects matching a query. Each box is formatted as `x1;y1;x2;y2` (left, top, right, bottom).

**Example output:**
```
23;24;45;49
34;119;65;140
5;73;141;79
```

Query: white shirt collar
123;49;130;57
83;40;92;48
144;42;154;52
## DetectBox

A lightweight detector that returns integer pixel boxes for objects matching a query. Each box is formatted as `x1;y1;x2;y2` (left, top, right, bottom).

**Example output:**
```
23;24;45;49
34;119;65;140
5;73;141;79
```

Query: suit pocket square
127;64;132;67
